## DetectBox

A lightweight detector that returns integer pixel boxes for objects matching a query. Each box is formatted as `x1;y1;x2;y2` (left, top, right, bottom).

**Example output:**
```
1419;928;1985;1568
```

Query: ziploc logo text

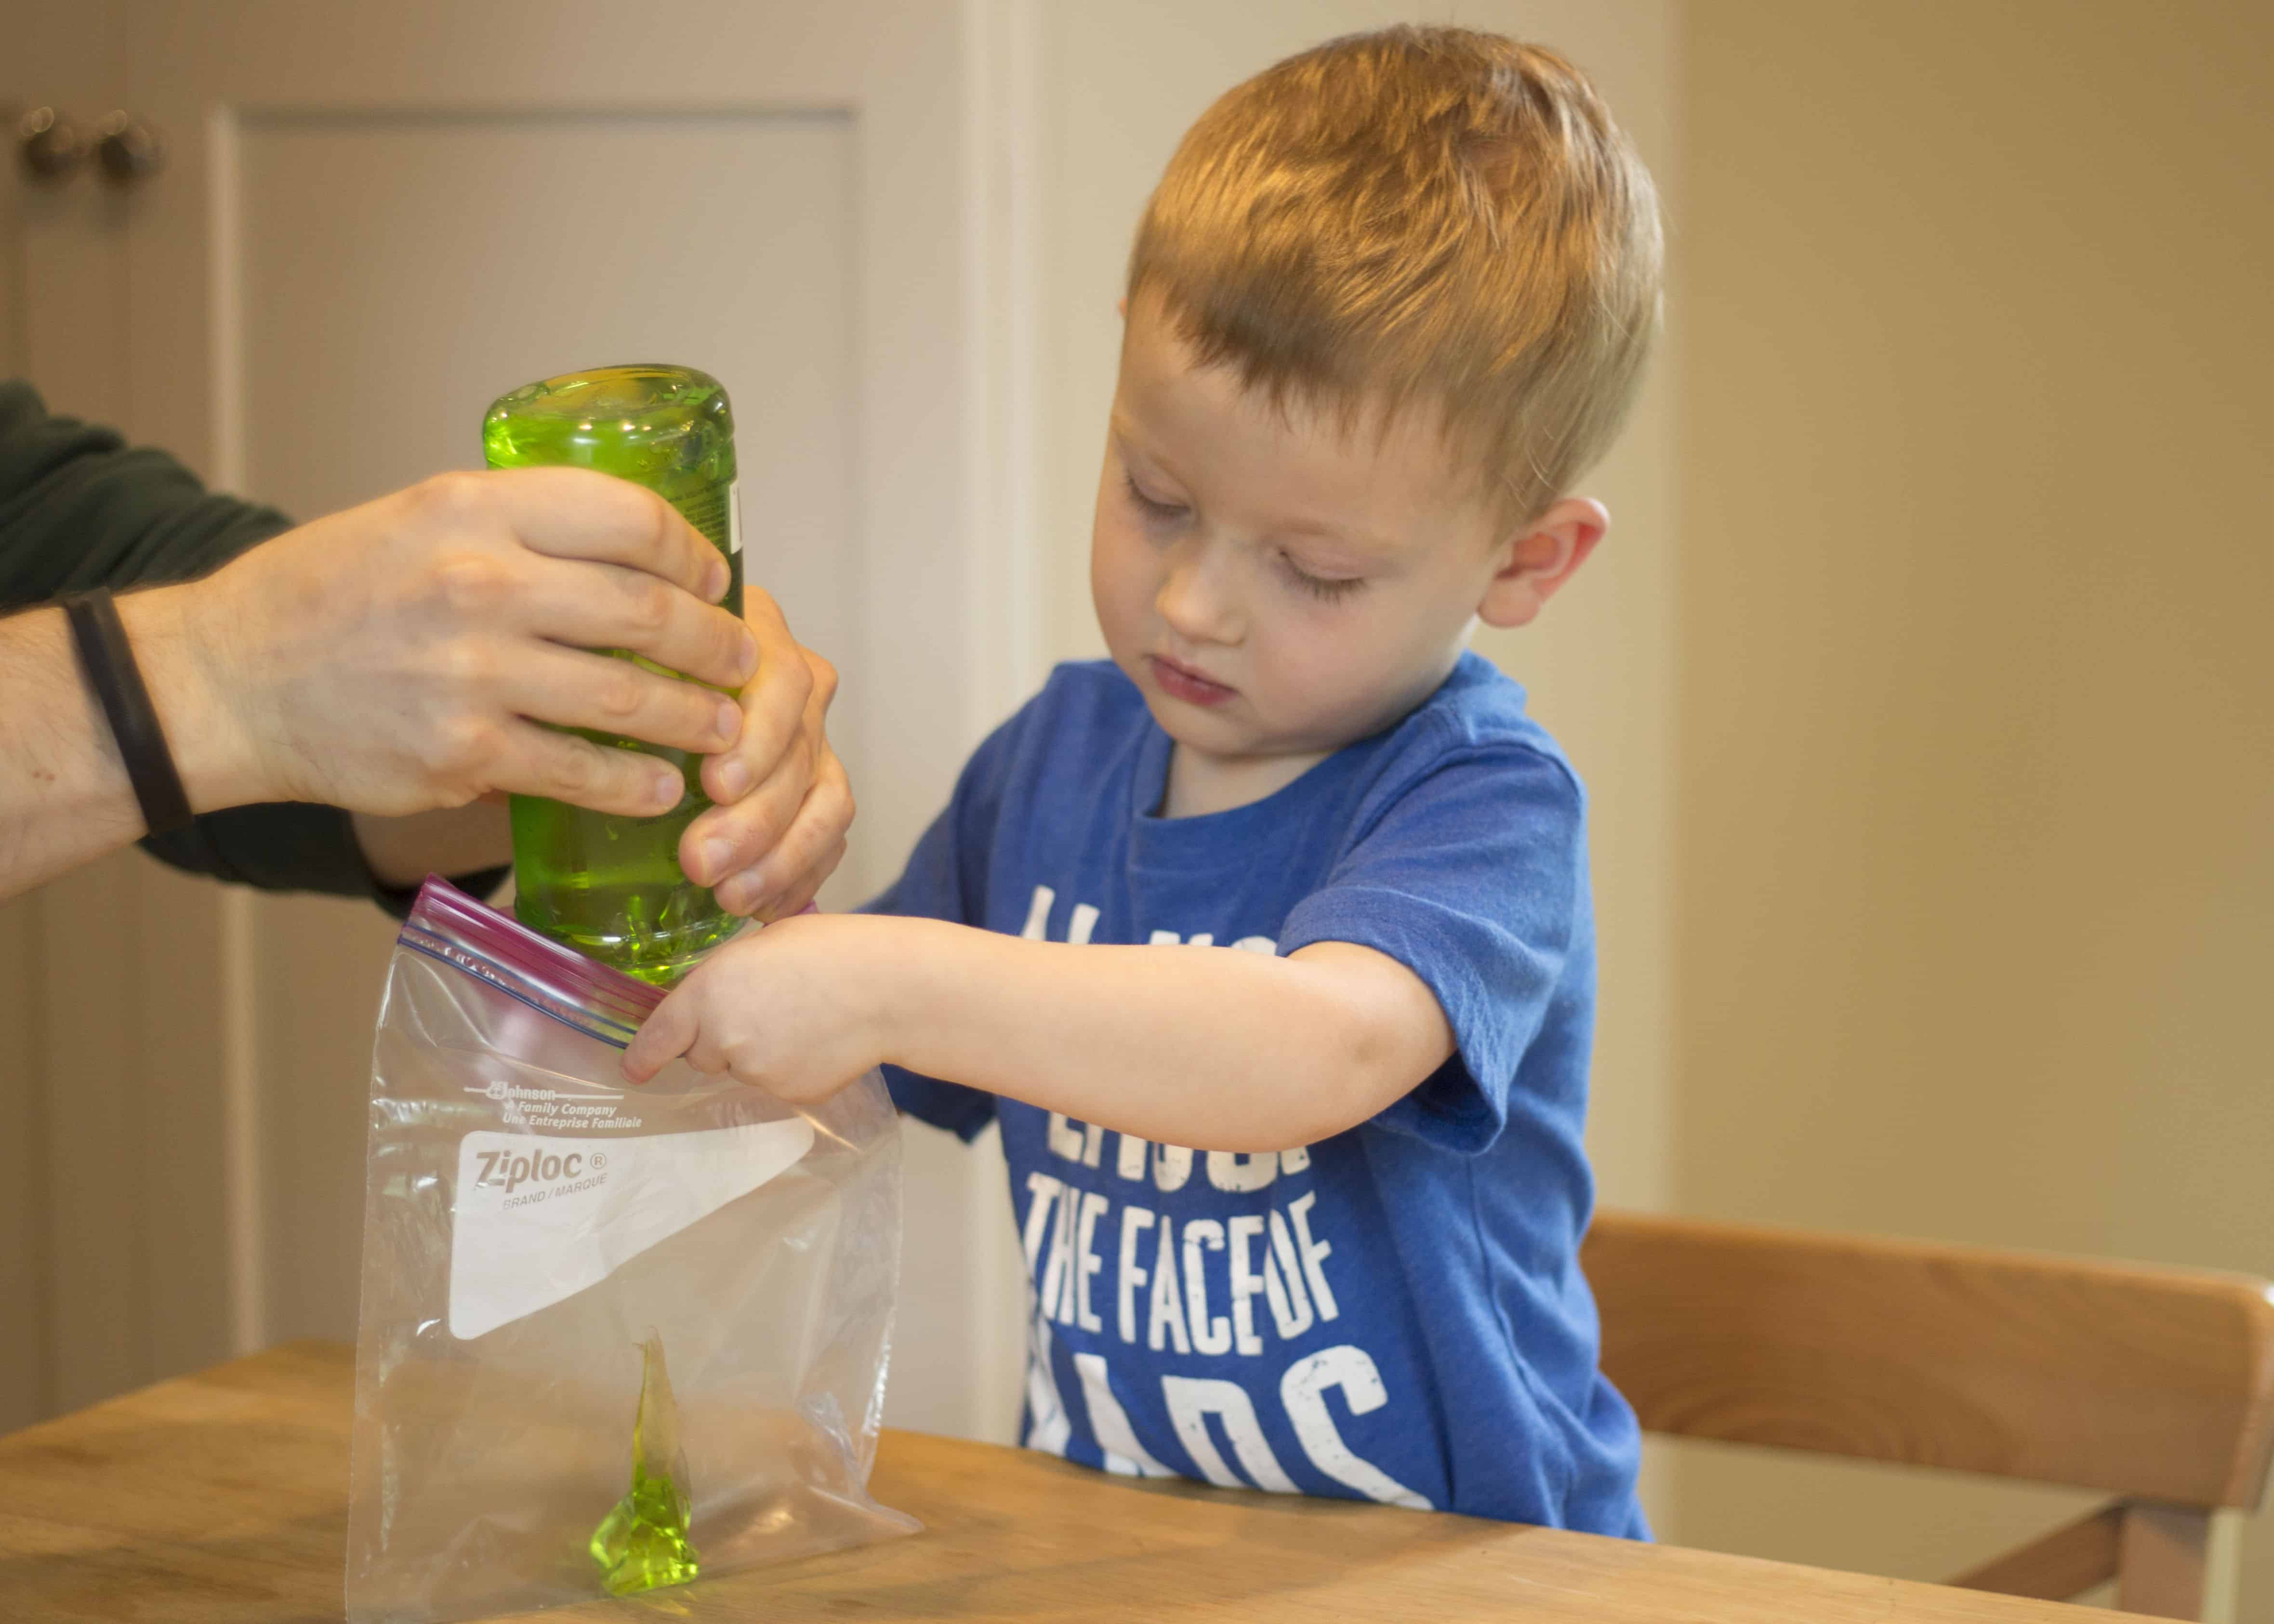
472;1144;594;1194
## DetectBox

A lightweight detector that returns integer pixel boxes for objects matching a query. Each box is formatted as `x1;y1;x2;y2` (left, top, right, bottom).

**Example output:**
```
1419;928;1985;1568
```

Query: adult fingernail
699;838;733;885
738;627;760;682
653;768;685;811
714;754;752;800
714;697;742;745
707;558;731;602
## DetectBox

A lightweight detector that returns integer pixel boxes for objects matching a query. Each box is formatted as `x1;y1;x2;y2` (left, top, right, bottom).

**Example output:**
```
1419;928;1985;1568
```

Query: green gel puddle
589;1332;700;1596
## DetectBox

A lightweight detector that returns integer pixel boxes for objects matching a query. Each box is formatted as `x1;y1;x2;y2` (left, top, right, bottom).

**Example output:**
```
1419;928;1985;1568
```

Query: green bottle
482;364;743;985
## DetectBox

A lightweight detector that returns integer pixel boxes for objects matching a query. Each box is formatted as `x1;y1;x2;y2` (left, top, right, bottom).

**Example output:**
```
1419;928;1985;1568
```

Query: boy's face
1091;292;1600;800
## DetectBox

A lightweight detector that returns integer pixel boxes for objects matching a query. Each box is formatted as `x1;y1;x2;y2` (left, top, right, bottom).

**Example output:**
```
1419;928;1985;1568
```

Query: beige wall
1671;0;2274;1607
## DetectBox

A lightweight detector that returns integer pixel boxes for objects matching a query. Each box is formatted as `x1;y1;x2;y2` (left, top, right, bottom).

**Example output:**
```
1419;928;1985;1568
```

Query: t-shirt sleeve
1276;741;1585;1155
855;708;1027;1143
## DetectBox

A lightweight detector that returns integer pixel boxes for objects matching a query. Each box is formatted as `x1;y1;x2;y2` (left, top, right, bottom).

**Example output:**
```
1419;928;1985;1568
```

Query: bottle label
728;480;743;555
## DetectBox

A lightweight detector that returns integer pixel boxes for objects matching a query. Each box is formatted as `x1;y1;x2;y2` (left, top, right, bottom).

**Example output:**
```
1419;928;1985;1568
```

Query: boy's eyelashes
1122;470;1188;522
1119;468;1364;600
1123;473;1368;602
1279;554;1365;602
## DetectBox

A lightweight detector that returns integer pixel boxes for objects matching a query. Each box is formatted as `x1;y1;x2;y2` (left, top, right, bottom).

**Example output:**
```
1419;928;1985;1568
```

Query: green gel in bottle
590;1331;701;1596
483;364;743;985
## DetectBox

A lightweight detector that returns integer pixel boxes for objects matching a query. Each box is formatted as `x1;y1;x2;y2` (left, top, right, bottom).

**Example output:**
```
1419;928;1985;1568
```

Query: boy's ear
1477;498;1609;629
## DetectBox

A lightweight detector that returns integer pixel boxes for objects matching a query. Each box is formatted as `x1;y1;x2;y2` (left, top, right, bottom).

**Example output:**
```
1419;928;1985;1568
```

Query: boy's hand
621;911;890;1099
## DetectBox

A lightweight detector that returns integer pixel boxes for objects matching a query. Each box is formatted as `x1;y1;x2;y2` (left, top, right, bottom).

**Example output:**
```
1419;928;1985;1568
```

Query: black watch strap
61;587;196;838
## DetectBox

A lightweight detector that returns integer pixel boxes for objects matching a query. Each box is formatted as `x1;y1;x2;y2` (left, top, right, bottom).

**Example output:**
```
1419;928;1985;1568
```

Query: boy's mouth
1146;654;1236;707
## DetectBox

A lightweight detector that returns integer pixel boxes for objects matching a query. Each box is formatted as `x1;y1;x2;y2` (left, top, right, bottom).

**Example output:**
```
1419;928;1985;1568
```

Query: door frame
110;0;1040;1435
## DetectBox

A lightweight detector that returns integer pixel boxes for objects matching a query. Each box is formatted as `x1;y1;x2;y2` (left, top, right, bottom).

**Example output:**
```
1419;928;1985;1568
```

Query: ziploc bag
348;878;915;1623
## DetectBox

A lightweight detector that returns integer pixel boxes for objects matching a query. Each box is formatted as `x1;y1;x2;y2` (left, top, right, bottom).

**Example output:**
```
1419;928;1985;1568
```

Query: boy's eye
1280;553;1364;602
1123;472;1188;522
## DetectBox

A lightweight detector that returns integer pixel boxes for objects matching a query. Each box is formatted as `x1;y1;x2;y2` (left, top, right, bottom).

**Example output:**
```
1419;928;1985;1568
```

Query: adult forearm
0;606;146;896
0;588;262;900
880;920;1447;1152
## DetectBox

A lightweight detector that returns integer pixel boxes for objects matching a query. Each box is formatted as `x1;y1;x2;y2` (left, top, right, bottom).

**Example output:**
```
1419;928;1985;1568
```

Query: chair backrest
1582;1210;2274;1508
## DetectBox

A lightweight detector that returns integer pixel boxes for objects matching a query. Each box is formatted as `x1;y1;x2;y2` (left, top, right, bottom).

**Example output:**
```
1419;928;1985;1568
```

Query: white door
2;0;1035;1443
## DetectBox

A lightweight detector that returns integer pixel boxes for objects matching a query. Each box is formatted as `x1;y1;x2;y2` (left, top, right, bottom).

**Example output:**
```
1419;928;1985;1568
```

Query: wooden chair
1582;1211;2274;1619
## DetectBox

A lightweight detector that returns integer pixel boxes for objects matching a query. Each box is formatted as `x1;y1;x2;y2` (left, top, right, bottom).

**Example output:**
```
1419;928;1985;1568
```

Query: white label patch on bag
448;1118;814;1340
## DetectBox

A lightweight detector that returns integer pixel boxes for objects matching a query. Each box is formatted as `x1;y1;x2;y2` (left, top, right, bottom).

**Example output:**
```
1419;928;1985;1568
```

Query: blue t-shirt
864;654;1645;1537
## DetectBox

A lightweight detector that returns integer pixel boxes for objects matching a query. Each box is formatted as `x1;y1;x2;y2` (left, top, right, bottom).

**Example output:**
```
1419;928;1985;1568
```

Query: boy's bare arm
899;923;1459;1150
623;913;1457;1152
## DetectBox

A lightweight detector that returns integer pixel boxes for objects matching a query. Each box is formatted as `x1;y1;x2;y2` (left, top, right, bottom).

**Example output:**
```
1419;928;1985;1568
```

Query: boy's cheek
1258;624;1362;713
1260;620;1428;744
1087;522;1152;648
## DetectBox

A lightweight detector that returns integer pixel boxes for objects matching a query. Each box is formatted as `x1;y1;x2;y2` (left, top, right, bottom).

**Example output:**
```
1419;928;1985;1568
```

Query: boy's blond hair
1128;26;1662;528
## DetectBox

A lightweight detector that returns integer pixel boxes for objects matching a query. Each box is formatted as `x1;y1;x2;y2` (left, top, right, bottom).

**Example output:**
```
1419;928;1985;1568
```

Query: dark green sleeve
0;378;295;604
0;379;506;916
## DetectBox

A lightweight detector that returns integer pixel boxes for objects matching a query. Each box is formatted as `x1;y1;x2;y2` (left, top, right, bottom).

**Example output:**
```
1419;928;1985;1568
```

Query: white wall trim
961;0;1046;739
205;103;265;1357
957;0;1046;1442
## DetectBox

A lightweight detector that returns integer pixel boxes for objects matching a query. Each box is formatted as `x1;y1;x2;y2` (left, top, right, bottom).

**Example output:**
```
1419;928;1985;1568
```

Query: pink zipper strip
400;875;663;1044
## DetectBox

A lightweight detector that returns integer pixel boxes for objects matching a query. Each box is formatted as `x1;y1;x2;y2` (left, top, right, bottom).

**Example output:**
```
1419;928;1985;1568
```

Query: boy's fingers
683;1029;735;1076
622;993;698;1083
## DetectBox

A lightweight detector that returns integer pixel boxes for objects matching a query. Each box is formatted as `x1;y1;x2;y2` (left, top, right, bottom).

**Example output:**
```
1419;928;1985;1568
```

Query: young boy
625;25;1661;1536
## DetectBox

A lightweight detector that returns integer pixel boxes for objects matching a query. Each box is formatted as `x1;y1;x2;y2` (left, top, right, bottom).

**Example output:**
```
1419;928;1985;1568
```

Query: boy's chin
1145;698;1347;767
1139;690;1220;744
1137;687;1248;753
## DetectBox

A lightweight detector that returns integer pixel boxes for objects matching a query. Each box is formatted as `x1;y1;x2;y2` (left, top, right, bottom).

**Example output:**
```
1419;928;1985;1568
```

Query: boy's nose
1155;543;1242;644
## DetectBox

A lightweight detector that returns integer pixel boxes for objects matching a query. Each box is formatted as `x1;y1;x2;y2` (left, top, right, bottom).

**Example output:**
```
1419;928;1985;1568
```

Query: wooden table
0;1342;2102;1622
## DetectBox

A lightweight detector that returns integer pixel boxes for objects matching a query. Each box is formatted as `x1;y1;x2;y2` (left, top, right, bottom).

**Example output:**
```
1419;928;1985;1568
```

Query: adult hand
680;595;854;923
157;467;756;818
357;587;860;915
